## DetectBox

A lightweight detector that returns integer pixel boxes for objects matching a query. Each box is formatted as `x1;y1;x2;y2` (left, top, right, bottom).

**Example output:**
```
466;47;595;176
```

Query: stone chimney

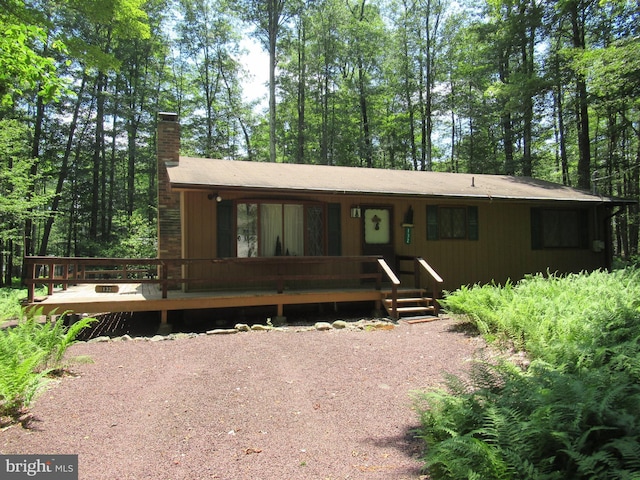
157;113;182;282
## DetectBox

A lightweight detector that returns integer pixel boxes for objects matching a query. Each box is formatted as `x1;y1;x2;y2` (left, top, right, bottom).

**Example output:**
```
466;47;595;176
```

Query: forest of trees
0;0;639;285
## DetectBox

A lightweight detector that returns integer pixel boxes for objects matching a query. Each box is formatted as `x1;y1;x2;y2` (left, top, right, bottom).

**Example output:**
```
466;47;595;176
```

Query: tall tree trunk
0;240;5;287
499;50;516;175
268;0;283;163
127;120;138;217
555;82;570;185
449;78;456;172
38;76;87;256
107;104;118;238
320;65;330;164
423;0;440;172
418;54;427;171
6;240;14;286
569;0;591;189
21;94;45;283
91;72;107;240
357;60;373;168
20;95;44;284
521;15;534;177
296;17;306;163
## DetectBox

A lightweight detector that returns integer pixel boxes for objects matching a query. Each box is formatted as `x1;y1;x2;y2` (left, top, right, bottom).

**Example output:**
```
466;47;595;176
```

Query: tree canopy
0;0;639;283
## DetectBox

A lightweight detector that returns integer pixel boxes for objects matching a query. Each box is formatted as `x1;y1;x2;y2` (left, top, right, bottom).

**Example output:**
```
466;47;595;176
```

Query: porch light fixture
350;206;361;218
208;192;222;202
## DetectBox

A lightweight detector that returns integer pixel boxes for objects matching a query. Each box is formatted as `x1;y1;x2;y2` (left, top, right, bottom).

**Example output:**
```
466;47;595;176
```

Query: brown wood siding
180;189;608;293
184;191;216;286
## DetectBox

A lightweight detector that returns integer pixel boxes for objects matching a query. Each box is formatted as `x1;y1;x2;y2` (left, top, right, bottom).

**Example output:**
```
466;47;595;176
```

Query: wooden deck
29;282;384;321
24;255;443;328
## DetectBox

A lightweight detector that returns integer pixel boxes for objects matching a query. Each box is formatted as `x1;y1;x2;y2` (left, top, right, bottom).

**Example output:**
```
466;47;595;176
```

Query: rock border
84;318;405;344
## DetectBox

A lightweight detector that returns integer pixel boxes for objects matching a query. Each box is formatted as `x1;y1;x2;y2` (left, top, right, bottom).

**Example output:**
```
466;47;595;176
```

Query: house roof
167;157;632;204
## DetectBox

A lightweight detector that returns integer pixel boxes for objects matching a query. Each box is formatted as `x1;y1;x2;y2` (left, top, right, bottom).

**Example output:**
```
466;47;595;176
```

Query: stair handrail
415;257;443;315
377;258;400;320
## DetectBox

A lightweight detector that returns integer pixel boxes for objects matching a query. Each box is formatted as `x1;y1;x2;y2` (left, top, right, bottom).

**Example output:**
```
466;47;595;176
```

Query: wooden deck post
161;262;168;299
47;261;54;296
157;310;172;335
27;261;35;303
62;263;69;291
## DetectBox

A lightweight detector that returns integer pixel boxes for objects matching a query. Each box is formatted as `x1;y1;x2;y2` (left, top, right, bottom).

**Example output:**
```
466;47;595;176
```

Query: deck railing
24;256;392;303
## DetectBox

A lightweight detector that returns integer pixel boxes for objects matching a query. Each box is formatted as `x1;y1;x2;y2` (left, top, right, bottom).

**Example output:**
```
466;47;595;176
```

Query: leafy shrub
0;309;95;419
441;269;640;371
415;269;640;479
416;360;640;479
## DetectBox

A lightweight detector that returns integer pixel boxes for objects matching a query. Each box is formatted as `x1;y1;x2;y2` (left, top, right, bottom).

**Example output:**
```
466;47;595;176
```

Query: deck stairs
381;288;438;320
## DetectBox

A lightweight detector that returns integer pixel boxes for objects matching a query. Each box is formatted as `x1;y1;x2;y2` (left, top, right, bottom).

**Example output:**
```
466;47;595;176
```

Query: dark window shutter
427;206;439;240
327;203;341;256
530;208;542;250
467;206;479;240
217;200;234;257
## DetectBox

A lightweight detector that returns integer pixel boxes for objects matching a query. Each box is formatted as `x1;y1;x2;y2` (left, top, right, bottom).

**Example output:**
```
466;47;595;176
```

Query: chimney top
158;112;179;122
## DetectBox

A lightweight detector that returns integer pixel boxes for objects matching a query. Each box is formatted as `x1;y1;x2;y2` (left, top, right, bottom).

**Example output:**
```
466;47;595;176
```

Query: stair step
384;297;433;304
396;306;436;314
381;289;426;297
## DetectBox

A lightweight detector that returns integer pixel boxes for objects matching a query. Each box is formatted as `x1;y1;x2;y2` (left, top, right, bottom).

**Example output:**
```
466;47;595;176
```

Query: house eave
169;181;631;205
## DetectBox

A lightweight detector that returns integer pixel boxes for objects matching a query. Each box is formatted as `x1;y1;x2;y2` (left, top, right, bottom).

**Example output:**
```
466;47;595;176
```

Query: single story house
157;112;631;311
23;112;633;328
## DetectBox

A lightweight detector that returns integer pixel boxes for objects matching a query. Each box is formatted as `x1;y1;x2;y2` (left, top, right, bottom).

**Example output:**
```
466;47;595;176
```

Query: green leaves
416;269;640;479
0;23;67;105
0;309;96;420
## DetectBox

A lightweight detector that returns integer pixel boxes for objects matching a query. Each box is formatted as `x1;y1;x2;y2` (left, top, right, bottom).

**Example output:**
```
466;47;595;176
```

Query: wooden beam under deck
27;283;384;319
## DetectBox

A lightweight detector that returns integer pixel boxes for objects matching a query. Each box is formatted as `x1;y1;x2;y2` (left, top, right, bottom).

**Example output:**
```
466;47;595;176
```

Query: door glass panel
364;208;391;244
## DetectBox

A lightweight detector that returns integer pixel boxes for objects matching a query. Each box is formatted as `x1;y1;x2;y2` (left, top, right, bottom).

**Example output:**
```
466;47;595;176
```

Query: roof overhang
166;157;635;206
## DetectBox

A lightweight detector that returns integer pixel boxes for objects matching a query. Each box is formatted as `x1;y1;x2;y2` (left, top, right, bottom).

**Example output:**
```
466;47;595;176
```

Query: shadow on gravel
446;319;481;337
364;424;426;477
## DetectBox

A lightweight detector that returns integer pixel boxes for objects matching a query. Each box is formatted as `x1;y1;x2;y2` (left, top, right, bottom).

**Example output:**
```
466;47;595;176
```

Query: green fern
0;308;95;419
0;348;47;415
415;352;640;478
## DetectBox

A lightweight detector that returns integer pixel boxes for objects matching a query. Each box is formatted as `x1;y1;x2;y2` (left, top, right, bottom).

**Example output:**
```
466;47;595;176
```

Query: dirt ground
1;316;485;480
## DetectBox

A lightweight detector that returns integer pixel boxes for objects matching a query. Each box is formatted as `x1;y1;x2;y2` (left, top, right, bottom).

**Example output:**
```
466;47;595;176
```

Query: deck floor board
30;283;387;317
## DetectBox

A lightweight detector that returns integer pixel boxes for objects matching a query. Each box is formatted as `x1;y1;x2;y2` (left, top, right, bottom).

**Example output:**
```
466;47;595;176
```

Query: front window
237;203;258;257
439;207;468;239
237;202;324;257
427;205;479;241
531;208;588;249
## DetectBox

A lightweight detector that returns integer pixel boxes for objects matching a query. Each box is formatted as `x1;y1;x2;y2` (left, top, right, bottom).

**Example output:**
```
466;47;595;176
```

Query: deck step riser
383;293;437;320
383;299;432;304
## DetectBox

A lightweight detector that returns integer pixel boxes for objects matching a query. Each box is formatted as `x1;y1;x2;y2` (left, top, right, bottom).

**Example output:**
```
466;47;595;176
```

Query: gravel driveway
1;317;484;479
